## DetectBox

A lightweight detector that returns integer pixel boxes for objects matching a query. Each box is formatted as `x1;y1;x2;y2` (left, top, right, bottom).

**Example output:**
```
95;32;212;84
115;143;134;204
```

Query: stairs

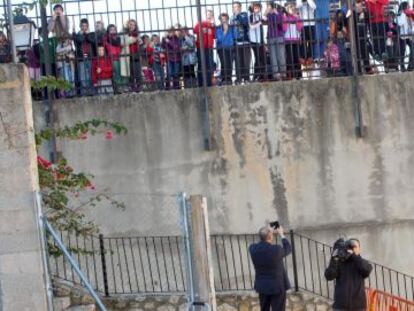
53;280;97;311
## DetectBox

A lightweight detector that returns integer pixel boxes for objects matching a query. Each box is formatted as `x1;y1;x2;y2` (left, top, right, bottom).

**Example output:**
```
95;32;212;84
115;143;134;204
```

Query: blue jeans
153;62;165;90
197;48;214;87
57;61;75;97
77;60;94;95
167;61;181;89
315;21;330;59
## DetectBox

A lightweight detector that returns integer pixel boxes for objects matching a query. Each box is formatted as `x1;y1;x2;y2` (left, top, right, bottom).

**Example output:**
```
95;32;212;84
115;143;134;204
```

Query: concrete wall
33;72;414;277
0;65;49;310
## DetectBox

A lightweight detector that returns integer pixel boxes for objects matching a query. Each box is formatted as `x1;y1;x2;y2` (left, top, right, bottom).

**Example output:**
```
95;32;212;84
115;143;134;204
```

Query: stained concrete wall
0;65;49;310
33;72;414;277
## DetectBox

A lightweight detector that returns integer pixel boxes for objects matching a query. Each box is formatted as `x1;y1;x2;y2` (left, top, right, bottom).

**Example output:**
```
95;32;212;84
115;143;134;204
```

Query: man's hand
96;68;102;74
275;226;285;237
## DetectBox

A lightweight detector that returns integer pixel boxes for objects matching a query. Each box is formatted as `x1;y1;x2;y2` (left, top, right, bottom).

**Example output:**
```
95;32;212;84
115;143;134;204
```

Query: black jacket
249;239;292;295
325;254;373;309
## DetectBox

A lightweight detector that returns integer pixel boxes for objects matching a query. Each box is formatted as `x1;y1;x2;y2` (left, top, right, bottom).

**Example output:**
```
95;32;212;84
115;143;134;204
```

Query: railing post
99;234;109;297
290;230;299;292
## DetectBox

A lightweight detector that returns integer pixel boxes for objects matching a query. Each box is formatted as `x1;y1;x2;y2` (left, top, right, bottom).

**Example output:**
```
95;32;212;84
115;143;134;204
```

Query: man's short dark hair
53;4;63;11
233;1;242;6
80;18;89;25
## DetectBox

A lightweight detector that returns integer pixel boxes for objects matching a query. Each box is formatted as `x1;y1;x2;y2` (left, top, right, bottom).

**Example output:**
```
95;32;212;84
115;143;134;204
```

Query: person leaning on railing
249;225;292;311
325;239;373;311
0;31;12;64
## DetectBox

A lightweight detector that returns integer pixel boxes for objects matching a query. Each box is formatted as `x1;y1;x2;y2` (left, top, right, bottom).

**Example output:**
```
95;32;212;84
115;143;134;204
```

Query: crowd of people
0;0;414;97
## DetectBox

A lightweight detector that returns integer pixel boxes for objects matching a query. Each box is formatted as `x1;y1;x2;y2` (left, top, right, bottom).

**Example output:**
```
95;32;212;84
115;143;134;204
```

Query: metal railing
49;229;414;301
1;0;413;98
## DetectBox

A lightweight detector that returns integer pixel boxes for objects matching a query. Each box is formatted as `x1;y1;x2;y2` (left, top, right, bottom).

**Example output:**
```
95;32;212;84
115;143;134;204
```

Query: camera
269;221;280;229
332;238;353;262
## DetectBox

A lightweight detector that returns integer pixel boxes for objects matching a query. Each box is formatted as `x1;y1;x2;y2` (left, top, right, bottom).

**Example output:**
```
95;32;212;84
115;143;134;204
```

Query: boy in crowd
73;18;95;95
231;2;251;83
104;24;123;93
151;34;166;90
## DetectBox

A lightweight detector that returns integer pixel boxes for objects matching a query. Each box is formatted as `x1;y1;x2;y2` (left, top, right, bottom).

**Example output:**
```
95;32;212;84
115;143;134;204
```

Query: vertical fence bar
99;234;110;297
290;230;299;292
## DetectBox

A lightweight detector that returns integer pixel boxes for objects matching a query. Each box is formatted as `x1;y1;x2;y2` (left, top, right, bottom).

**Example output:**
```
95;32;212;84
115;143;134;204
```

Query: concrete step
53;297;71;311
66;304;96;311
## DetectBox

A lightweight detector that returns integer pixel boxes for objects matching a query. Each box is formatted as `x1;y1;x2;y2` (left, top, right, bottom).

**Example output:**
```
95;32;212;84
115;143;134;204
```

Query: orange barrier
366;288;414;311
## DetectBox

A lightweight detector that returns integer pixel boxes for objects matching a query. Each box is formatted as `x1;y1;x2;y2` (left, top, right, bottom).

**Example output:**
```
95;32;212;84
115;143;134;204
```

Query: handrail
43;218;108;311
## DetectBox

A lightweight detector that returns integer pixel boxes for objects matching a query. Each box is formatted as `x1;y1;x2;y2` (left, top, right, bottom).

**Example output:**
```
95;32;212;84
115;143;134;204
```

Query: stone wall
33;72;414;276
0;64;49;310
54;281;332;311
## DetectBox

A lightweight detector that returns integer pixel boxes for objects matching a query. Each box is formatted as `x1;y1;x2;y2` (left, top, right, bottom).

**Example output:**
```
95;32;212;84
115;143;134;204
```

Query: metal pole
6;0;17;63
99;234;110;297
290;230;299;292
40;3;59;162
179;192;195;311
44;219;108;311
195;0;212;151
346;2;364;138
35;192;54;311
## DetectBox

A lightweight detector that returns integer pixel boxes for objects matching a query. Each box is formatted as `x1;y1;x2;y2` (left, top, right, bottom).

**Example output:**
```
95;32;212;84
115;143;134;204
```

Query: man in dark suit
249;225;292;311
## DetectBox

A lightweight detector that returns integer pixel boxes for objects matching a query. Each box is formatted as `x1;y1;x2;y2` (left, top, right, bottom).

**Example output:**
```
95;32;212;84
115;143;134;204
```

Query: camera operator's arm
351;254;373;278
325;257;340;281
276;226;292;257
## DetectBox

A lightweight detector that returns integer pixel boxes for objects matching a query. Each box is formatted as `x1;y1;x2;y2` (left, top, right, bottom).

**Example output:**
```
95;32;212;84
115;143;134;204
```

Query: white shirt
296;0;317;26
249;13;263;44
397;12;413;37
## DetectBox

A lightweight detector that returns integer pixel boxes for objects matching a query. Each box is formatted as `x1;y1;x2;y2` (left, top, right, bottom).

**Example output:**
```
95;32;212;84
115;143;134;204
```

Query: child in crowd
55;37;76;97
263;2;286;80
397;2;414;71
73;18;95;95
162;27;182;90
92;45;113;95
121;19;142;92
330;10;351;75
249;2;266;81
216;13;235;85
0;32;11;63
385;11;399;71
151;34;166;90
323;37;340;76
179;24;197;88
104;24;124;94
140;34;155;90
284;3;303;79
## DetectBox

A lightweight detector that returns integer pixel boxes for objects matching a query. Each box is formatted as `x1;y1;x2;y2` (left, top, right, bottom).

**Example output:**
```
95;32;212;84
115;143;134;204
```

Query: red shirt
194;21;215;49
365;0;389;23
92;56;113;84
129;33;139;54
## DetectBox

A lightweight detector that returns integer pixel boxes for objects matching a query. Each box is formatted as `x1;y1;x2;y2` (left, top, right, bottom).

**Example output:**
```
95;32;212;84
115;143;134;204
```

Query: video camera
269;221;280;229
332;238;353;262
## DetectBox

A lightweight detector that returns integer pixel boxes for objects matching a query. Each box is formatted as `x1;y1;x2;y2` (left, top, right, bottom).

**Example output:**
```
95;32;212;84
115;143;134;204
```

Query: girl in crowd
249;2;266;81
323;37;340;76
0;31;11;63
330;9;351;75
216;13;235;85
162;26;182;90
179;25;197;88
140;34;155;90
284;3;303;79
121;19;142;92
92;45;113;95
263;2;287;80
55;36;76;97
104;24;124;94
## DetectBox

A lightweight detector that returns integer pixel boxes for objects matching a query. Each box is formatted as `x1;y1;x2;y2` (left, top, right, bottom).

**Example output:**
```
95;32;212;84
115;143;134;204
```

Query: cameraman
249;224;291;311
325;238;373;311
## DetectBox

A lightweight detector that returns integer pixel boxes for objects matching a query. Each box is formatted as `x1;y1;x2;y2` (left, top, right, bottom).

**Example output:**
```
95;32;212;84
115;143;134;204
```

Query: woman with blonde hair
120;19;142;92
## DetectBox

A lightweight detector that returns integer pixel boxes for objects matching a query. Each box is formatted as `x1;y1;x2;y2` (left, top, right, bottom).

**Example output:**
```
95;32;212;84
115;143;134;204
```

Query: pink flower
105;130;113;140
37;156;52;169
79;132;88;140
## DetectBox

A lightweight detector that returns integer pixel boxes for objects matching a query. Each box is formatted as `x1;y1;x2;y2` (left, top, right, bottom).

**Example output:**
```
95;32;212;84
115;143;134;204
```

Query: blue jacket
216;25;235;48
249;239;292;295
231;12;250;43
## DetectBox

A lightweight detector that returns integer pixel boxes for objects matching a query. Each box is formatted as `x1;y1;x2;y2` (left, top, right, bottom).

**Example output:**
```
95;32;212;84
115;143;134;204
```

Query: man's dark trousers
259;292;286;311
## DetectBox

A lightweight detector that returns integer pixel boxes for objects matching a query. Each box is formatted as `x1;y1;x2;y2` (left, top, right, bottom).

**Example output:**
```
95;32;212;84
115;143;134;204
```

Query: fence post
188;195;217;311
99;234;109;297
290;230;299;292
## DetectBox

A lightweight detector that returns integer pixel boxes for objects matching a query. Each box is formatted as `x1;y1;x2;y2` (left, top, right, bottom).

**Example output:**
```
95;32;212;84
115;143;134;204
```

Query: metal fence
49;229;414;300
1;0;413;99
